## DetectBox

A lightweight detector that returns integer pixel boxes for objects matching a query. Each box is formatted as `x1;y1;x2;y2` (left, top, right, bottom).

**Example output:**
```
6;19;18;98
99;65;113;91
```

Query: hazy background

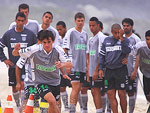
0;0;150;39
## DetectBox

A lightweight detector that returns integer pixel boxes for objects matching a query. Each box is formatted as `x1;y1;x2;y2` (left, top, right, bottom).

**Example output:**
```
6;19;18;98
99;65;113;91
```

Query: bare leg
118;90;127;113
44;92;60;113
107;89;118;113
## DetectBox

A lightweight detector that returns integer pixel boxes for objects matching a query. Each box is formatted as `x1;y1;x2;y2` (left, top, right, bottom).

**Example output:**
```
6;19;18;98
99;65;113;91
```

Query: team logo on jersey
22;36;26;41
120;83;125;88
117;41;121;44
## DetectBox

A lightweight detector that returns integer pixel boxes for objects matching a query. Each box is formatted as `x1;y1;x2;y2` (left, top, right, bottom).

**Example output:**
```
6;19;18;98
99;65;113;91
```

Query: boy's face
42;37;54;53
42;13;53;25
15;16;25;29
111;29;120;40
89;21;99;34
146;36;150;48
122;22;133;34
20;8;29;19
56;25;66;37
75;17;84;29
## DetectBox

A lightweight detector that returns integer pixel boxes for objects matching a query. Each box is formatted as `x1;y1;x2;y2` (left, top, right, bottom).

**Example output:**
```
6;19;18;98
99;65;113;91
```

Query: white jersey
9;19;39;35
39;24;61;46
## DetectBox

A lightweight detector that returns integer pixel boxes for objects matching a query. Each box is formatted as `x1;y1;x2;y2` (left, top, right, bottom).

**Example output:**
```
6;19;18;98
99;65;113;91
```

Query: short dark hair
97;21;103;29
145;30;150;37
111;23;121;31
89;17;99;24
37;30;44;41
40;30;55;41
74;12;85;20
56;21;66;28
15;12;26;20
18;3;29;12
43;11;53;19
122;18;134;26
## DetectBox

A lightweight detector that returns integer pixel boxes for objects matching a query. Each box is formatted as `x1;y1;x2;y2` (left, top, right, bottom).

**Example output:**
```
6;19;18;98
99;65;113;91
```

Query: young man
39;11;61;46
122;18;141;113
13;30;73;113
15;31;43;113
9;3;39;35
0;12;37;110
86;17;107;113
99;24;131;113
56;21;72;112
131;30;150;112
63;12;88;113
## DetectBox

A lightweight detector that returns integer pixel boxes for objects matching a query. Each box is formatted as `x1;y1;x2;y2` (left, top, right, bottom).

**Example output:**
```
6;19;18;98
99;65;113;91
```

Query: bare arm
130;55;139;80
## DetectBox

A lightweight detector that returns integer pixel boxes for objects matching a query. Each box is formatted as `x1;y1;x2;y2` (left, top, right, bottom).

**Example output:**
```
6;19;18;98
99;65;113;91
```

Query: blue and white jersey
0;27;37;68
63;27;88;73
87;31;107;77
39;24;61;46
99;36;131;70
9;19;39;35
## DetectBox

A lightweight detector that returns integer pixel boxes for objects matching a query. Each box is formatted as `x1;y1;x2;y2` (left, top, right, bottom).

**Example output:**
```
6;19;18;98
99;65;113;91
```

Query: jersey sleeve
0;32;9;61
16;57;27;69
86;38;90;53
19;44;41;58
9;22;16;30
55;45;70;62
62;29;72;49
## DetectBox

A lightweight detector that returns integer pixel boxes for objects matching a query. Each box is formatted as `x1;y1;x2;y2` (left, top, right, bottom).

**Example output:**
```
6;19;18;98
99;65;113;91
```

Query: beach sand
0;62;149;113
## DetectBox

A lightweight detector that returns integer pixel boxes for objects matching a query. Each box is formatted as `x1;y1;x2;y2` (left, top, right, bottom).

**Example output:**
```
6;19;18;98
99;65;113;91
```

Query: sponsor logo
10;38;16;41
36;64;56;72
89;50;96;56
75;44;86;50
106;45;121;52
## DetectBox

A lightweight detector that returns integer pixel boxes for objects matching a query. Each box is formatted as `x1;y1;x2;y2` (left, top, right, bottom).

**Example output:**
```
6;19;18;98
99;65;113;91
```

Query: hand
122;57;128;64
63;74;71;81
16;83;21;91
4;59;14;67
130;71;137;80
98;70;103;79
119;29;124;41
14;43;21;51
55;61;63;69
66;68;71;75
92;71;98;81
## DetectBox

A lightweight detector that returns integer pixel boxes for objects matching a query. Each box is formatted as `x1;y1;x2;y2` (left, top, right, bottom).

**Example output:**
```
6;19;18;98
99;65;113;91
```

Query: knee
118;91;126;99
47;97;57;106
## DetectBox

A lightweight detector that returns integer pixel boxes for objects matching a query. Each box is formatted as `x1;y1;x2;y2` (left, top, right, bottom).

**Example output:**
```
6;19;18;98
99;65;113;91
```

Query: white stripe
5;101;13;108
27;99;34;106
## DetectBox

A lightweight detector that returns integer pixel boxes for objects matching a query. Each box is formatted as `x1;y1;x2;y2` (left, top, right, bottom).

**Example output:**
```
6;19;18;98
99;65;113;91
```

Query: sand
0;62;149;113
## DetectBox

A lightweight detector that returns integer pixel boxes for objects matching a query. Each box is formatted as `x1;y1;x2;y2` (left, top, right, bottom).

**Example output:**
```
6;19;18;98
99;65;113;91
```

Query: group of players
0;3;150;113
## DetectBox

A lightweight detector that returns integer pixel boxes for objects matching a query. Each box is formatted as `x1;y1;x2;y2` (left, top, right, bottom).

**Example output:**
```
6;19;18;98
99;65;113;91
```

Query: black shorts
8;67;25;86
126;76;138;92
70;72;85;83
60;74;72;87
143;76;150;96
82;76;103;89
24;85;40;100
105;65;128;90
37;84;60;101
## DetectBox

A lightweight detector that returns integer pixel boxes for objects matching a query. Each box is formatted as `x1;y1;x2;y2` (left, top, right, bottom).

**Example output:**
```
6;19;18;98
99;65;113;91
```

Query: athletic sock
129;96;135;113
13;91;20;107
20;90;24;105
78;92;83;112
102;94;106;113
69;104;76;113
106;94;111;113
61;91;69;110
81;93;88;113
96;108;103;113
